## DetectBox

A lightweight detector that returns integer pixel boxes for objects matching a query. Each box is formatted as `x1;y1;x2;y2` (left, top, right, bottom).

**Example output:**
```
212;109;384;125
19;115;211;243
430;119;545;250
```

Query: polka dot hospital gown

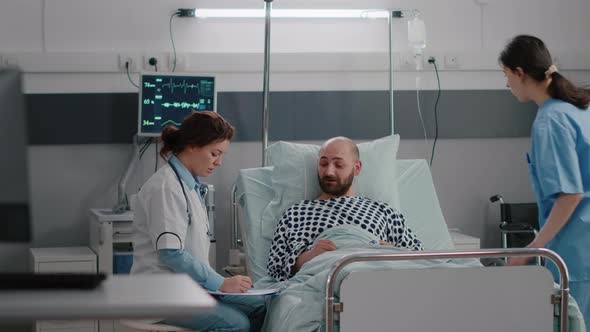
267;196;423;281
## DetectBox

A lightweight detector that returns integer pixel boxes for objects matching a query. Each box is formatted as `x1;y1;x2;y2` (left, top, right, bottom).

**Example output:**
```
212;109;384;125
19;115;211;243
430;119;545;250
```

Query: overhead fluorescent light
194;9;390;19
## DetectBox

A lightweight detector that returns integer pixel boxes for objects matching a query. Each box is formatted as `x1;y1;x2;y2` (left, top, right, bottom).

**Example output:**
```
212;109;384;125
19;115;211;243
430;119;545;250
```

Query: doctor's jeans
162;294;267;332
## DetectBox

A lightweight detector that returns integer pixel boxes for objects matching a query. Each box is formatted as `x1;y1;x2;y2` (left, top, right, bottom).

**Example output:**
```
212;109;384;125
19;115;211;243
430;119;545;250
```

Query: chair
489;194;541;265
489;194;539;248
119;319;191;332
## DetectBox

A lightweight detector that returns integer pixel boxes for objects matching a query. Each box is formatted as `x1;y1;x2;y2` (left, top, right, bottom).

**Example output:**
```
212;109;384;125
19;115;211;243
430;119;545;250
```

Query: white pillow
260;135;401;240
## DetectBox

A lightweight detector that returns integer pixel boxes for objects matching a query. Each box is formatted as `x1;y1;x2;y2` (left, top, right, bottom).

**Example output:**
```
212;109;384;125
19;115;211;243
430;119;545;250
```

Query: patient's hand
379;240;393;246
219;275;252;293
294;239;337;272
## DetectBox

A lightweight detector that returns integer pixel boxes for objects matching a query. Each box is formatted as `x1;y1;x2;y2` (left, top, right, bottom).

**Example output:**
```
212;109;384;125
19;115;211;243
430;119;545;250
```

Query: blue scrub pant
162;294;267;332
570;280;590;332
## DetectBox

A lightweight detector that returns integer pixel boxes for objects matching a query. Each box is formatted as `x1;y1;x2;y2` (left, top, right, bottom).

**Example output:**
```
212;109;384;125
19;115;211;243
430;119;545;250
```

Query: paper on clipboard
209;288;280;296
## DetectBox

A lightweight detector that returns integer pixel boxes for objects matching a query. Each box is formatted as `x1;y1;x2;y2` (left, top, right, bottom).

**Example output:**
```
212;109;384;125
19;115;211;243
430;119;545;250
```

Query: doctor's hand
219;275;252;293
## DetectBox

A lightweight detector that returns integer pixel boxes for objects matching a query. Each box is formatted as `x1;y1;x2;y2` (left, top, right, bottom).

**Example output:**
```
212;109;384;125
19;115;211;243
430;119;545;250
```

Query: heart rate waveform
160;120;181;127
161;102;202;109
143;78;214;97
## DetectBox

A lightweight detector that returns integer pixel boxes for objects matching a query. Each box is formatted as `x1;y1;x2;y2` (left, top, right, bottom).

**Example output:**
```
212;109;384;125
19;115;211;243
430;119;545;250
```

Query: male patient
267;137;423;281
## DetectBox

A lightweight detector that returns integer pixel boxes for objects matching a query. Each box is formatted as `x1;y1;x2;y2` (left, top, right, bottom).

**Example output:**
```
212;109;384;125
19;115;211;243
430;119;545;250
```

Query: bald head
319;137;359;162
317;137;361;199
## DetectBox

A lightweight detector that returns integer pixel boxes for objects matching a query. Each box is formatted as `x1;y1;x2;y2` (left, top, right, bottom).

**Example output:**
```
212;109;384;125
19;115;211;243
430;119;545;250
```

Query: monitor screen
138;73;216;136
0;69;31;242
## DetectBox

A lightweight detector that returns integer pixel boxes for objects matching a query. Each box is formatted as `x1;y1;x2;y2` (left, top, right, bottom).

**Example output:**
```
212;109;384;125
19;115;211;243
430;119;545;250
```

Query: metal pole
230;184;238;249
262;0;273;166
325;248;569;332
388;11;394;135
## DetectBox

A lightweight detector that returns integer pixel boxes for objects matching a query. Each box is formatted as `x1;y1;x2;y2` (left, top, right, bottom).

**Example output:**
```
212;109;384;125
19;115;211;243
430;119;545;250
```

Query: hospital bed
231;135;584;332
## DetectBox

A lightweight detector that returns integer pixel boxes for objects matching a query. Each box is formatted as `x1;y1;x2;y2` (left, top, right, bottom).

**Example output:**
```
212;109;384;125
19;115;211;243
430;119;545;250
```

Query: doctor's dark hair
499;35;590;109
159;111;235;159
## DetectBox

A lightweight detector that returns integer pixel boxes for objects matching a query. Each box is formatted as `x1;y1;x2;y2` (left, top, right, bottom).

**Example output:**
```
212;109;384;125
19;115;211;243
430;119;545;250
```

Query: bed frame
230;163;573;331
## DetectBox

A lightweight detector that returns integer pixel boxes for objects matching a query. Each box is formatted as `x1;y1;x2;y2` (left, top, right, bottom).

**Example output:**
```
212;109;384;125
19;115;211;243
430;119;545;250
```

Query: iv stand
388;11;396;135
261;0;272;167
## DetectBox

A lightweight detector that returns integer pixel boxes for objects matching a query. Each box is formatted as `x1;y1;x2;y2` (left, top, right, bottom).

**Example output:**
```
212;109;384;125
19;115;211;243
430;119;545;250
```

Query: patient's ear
354;160;362;176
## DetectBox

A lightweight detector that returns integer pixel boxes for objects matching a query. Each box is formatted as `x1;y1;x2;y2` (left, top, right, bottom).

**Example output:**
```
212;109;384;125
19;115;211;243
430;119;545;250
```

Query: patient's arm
384;207;424;251
294;239;337;273
267;208;309;281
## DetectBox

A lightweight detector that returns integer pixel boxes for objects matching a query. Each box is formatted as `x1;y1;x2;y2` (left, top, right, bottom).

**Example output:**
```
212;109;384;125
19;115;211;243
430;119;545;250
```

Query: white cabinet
449;230;481;250
30;247;99;332
89;209;134;275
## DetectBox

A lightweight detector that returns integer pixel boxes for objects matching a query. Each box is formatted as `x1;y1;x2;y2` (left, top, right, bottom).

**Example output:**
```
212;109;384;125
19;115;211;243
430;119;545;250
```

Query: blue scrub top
528;98;590;282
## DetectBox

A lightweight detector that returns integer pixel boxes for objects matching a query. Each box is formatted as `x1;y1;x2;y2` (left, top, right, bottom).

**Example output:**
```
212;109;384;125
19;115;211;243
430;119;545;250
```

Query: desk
0;274;215;321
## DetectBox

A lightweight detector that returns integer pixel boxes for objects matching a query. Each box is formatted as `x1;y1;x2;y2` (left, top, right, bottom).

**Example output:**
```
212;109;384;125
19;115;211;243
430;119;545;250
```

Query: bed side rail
325;248;569;332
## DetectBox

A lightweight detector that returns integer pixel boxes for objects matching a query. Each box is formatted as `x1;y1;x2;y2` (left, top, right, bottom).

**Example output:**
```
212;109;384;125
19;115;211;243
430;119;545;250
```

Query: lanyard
168;160;211;237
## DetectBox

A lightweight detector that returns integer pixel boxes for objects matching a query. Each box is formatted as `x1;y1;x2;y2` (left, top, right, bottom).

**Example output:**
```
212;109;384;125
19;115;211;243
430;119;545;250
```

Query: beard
318;169;355;197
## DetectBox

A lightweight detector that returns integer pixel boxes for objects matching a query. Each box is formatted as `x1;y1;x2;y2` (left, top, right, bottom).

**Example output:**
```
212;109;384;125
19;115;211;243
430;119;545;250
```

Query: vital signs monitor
138;73;216;136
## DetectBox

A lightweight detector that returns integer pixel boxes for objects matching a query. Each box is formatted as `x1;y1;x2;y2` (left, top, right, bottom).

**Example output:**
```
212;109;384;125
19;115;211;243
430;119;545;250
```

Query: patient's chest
285;197;392;246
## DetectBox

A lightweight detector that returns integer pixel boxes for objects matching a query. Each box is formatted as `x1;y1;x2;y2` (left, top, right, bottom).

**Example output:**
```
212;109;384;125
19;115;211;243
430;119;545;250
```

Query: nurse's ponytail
548;72;590;109
160;111;235;160
499;35;590;109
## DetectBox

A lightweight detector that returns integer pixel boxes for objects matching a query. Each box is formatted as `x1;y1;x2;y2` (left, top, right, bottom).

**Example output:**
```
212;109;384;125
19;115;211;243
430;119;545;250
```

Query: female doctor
131;111;266;331
500;35;590;325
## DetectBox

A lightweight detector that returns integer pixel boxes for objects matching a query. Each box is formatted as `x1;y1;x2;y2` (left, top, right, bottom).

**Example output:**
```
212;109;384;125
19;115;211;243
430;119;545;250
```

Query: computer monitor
0;69;31;242
138;73;216;136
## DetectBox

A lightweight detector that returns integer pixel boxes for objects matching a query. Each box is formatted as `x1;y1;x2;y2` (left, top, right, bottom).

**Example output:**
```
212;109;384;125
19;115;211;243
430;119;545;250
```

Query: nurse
131;111;266;331
500;35;590;327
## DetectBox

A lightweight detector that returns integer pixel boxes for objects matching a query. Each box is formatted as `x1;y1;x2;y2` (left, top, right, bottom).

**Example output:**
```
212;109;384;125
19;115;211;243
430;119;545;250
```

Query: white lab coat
131;163;210;275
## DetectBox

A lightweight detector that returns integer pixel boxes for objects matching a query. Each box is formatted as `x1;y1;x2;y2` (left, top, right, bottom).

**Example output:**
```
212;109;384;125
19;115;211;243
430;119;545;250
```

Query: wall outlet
118;54;139;72
143;55;165;72
423;52;443;70
168;53;187;72
444;54;461;69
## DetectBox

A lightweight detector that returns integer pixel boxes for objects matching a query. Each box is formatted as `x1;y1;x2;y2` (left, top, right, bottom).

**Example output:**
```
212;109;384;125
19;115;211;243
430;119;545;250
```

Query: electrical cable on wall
139;138;153;160
169;12;180;72
429;58;442;166
126;62;139;88
415;75;429;160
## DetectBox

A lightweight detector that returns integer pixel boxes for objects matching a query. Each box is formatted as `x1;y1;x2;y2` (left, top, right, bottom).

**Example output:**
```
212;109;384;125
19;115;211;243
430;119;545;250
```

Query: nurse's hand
506;256;533;266
507;242;541;266
219;275;252;293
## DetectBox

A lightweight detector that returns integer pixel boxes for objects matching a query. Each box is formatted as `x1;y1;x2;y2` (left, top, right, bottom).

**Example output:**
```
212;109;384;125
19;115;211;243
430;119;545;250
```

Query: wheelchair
489;194;541;265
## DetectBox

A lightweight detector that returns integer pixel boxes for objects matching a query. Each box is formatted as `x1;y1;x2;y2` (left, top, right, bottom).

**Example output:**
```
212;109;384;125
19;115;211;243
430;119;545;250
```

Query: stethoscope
168;159;212;237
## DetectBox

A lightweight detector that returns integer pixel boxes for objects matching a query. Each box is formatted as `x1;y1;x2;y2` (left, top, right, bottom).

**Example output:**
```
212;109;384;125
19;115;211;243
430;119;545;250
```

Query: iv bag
408;15;426;51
